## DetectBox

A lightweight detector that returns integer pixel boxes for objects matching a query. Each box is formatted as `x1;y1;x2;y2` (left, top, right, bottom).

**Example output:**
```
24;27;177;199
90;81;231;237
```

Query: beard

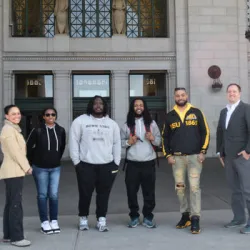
134;111;143;118
92;109;104;116
175;100;188;107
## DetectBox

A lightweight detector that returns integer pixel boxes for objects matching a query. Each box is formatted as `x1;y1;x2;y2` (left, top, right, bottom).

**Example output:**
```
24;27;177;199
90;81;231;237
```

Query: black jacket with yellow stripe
162;103;210;158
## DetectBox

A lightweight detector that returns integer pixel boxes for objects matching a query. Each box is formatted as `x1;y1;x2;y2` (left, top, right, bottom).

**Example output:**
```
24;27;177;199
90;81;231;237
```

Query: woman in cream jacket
0;105;32;247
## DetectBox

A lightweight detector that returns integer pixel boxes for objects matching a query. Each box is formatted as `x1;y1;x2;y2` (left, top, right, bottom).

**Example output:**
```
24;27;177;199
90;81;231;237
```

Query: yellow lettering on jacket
170;122;181;129
185;120;198;126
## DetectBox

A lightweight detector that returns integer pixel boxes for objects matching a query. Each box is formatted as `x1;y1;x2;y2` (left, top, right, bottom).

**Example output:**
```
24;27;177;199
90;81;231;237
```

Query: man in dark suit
217;83;250;234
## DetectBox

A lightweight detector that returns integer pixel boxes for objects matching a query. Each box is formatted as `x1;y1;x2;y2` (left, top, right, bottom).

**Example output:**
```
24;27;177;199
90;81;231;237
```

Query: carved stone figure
54;0;69;34
112;0;126;35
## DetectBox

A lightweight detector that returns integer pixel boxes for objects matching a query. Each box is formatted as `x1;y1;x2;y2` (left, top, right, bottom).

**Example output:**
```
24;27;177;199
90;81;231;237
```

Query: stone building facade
0;0;249;158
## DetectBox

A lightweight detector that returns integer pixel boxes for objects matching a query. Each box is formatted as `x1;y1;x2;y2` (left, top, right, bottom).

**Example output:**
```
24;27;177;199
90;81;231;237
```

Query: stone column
3;70;14;108
237;0;248;102
167;69;177;110
0;0;3;161
53;70;71;159
0;0;3;130
111;70;129;127
175;0;189;92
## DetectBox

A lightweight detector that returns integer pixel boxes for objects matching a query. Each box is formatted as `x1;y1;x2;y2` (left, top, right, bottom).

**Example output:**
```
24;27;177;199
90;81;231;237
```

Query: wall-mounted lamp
208;65;223;90
245;30;250;40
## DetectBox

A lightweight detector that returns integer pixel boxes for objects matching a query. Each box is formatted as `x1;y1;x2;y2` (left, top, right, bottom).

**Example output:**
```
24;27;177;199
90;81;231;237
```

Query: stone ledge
3;55;176;62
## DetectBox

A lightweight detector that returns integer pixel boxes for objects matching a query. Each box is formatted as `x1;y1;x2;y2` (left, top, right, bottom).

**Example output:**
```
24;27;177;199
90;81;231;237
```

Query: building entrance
14;72;54;139
72;73;111;119
129;72;167;131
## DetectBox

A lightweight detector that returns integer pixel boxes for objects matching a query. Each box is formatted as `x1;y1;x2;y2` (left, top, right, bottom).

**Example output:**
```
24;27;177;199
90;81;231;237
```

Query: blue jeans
32;165;61;222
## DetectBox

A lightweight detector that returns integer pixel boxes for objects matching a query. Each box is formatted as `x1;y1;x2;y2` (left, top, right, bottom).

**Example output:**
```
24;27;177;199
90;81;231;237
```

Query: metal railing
69;0;112;38
126;0;167;38
12;0;55;37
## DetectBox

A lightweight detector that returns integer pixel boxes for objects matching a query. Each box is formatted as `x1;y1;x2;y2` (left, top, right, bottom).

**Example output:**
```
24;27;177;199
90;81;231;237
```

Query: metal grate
126;0;167;38
12;0;55;37
69;0;112;38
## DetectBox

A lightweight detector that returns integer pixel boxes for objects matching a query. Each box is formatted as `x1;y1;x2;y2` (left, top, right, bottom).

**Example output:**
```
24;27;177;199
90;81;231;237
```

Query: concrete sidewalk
0;158;232;216
0;210;249;250
0;158;245;249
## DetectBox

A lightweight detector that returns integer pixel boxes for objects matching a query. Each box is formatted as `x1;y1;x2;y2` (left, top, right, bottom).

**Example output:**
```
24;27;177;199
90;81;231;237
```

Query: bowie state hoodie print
69;114;121;166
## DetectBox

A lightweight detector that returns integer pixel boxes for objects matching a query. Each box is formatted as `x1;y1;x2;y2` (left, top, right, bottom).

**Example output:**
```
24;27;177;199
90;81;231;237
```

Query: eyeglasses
45;113;56;117
174;87;186;91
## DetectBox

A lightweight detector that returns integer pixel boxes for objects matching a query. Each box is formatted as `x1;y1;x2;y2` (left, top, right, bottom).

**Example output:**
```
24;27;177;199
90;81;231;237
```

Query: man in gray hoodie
69;96;121;232
121;98;161;228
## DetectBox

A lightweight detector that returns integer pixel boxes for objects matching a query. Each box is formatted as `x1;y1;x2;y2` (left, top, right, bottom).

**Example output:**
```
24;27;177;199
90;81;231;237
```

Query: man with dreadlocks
121;98;161;228
69;95;121;232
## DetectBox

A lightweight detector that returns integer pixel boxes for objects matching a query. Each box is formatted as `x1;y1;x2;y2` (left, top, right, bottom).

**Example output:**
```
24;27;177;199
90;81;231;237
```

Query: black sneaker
176;212;191;229
191;216;201;234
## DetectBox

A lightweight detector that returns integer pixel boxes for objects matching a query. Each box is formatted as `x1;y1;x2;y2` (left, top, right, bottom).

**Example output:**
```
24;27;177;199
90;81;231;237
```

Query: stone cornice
3;52;176;62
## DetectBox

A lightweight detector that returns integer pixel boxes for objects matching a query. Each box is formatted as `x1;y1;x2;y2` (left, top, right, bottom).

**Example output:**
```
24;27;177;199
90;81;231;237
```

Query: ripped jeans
172;155;203;217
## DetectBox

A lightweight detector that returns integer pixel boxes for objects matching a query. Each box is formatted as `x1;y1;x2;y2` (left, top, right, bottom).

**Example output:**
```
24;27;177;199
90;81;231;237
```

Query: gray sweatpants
225;156;250;225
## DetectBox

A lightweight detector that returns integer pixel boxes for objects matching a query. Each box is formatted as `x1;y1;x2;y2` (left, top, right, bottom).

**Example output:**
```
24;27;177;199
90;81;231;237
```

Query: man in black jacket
162;87;210;234
217;83;250;234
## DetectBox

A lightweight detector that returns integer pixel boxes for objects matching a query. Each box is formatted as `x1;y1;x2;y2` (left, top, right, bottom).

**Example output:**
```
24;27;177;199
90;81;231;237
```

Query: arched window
126;0;167;38
12;0;55;37
69;0;112;38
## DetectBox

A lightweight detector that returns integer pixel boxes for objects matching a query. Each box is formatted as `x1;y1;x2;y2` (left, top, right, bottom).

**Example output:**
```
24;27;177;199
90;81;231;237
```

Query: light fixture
208;65;223;90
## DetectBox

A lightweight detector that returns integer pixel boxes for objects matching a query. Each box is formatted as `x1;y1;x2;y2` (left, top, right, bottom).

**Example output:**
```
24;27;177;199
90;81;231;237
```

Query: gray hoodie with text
69;114;121;166
120;118;161;162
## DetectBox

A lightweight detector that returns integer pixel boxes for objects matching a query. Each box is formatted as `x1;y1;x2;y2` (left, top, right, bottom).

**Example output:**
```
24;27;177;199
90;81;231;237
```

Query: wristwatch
126;140;131;147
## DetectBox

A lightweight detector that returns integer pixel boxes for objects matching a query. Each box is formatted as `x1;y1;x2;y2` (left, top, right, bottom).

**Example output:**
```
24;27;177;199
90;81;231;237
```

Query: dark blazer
216;101;250;157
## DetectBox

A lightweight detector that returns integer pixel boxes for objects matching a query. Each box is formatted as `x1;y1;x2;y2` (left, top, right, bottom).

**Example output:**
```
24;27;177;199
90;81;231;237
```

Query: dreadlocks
126;98;152;128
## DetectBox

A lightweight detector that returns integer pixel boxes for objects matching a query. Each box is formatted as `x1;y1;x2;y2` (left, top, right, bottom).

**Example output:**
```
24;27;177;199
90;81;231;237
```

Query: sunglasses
45;113;56;117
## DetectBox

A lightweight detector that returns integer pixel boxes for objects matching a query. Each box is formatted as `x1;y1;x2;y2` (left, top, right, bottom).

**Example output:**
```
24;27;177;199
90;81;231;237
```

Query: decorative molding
3;53;176;62
3;70;12;79
53;70;71;79
111;70;129;78
168;69;176;78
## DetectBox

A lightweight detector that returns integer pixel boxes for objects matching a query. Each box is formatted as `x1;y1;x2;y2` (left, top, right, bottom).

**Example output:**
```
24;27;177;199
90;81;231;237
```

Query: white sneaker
50;220;61;234
41;220;53;235
11;239;31;247
79;216;89;231
96;217;109;232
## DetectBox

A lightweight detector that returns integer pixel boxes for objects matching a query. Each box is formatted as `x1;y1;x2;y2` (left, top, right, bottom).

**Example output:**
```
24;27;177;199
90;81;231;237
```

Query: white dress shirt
225;100;240;129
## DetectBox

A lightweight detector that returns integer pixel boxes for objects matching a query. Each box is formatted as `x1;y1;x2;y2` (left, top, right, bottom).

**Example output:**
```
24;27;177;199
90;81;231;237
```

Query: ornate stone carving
112;0;126;35
54;0;69;35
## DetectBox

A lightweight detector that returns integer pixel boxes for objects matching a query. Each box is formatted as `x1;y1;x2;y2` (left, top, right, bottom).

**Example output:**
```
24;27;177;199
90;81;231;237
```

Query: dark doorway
19;111;43;139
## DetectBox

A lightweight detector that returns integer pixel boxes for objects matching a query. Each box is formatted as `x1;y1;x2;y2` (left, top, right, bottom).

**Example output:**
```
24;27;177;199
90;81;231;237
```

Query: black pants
3;177;24;242
125;160;156;220
75;161;118;219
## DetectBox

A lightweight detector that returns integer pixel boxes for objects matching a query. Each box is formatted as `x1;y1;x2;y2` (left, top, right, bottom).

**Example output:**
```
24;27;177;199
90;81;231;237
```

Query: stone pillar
0;0;3;129
237;0;249;102
186;0;248;156
3;70;14;108
111;70;129;127
175;0;189;92
53;70;71;159
167;70;177;110
0;0;3;161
